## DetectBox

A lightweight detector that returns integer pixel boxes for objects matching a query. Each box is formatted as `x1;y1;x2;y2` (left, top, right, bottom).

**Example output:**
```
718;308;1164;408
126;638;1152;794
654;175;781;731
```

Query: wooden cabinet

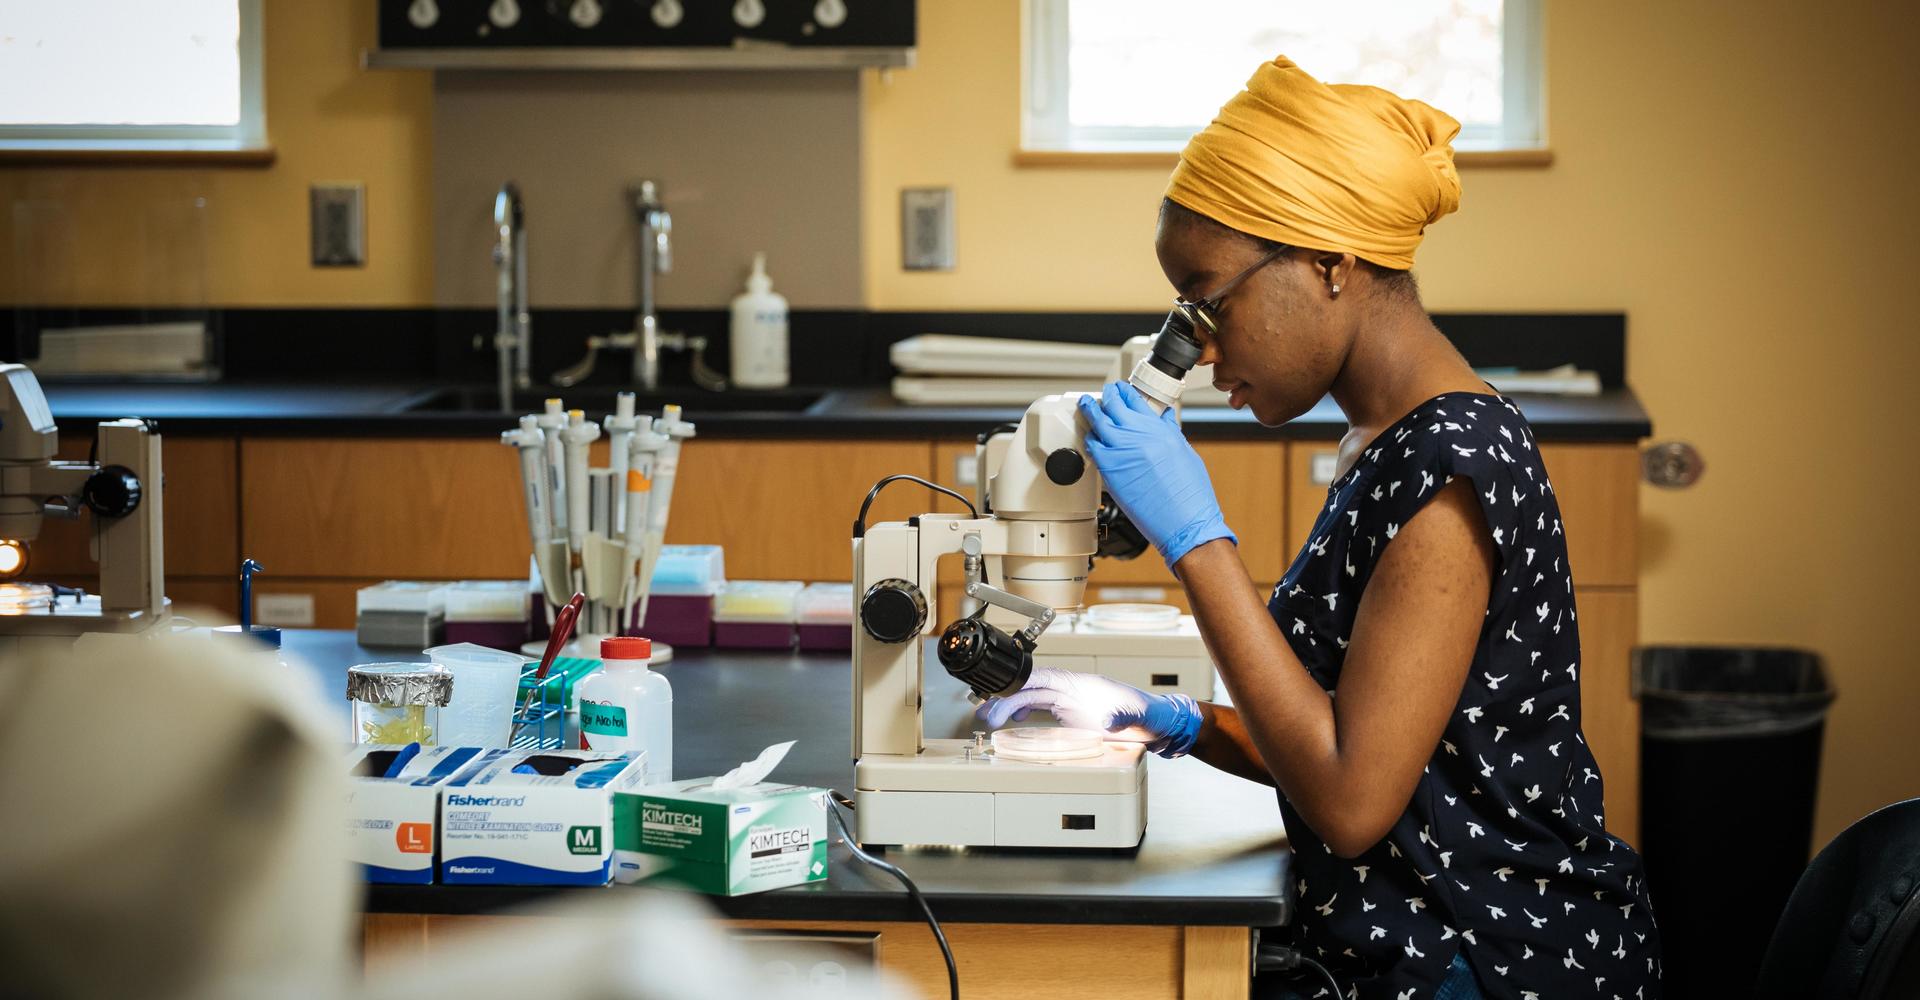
241;438;531;580
236;437;935;628
665;439;933;581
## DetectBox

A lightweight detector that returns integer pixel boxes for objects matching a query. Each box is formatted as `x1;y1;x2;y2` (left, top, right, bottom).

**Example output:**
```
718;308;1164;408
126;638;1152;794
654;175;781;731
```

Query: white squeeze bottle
576;636;672;784
729;251;790;389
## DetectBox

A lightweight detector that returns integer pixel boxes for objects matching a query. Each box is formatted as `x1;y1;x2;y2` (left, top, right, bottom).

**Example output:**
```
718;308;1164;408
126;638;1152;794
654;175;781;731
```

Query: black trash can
1634;645;1836;996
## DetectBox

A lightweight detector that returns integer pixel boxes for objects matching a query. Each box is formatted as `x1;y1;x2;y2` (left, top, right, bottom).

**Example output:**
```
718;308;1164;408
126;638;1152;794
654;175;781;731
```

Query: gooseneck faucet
634;180;671;390
551;180;727;392
493;182;532;412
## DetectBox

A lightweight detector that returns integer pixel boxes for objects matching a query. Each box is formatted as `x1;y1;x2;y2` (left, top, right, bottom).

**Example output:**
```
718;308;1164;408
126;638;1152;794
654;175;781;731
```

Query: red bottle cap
601;636;653;660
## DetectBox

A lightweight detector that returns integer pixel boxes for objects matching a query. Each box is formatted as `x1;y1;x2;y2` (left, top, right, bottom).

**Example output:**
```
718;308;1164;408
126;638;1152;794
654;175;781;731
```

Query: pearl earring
1331;283;1342;297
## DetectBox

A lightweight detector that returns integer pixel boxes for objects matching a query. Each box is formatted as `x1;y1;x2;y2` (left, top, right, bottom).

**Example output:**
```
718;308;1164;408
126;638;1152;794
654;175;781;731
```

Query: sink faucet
492;182;532;412
634;179;671;390
552;180;726;392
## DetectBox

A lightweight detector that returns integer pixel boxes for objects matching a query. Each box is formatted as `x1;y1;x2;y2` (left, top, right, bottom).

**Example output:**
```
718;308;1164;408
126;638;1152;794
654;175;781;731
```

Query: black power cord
1256;943;1345;999
826;793;959;1000
853;474;977;538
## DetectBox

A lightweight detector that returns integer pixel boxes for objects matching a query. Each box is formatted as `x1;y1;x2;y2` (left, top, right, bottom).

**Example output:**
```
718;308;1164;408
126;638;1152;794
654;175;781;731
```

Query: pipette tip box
443;580;531;651
355;581;450;649
439;748;648;886
712;580;804;650
637;545;727;648
795;582;854;652
637;595;714;648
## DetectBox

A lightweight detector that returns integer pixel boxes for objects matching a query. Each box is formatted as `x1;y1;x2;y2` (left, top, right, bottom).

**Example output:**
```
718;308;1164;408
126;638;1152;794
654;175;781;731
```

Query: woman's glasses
1172;243;1290;337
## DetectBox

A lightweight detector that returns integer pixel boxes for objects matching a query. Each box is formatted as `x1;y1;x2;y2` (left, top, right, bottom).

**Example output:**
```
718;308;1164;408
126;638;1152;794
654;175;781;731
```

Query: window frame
1021;0;1545;155
0;0;267;154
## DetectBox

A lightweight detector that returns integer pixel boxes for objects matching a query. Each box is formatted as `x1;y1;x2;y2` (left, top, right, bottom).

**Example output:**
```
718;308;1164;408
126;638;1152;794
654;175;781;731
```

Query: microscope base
854;739;1147;849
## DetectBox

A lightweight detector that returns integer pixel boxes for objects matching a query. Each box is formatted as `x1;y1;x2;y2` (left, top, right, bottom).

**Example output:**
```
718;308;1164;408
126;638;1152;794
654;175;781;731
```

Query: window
0;0;265;152
1023;0;1542;154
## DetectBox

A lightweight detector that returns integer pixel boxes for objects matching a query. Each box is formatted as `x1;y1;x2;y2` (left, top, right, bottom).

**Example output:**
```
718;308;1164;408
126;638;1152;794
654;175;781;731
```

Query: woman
980;57;1662;999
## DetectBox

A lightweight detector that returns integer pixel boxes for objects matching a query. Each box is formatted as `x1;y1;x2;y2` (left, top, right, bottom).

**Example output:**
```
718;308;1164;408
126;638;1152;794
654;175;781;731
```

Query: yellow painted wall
0;2;434;306
862;0;1920;849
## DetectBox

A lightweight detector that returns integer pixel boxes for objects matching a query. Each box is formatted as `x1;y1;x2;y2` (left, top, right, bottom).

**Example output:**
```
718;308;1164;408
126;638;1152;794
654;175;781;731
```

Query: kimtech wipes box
345;744;484;884
611;741;829;895
439;748;647;886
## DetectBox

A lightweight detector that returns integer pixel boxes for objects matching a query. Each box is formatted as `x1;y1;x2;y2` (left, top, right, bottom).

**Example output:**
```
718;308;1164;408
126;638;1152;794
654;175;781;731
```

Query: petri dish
0;583;54;613
1082;603;1181;632
991;726;1105;762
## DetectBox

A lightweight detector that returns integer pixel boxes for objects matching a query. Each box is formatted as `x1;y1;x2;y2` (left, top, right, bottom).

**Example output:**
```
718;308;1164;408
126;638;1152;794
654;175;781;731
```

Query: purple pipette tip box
639;594;715;648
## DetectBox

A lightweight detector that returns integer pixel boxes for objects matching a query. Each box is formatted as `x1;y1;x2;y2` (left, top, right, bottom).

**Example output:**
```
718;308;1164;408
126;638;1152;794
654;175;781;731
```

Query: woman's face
1154;214;1352;428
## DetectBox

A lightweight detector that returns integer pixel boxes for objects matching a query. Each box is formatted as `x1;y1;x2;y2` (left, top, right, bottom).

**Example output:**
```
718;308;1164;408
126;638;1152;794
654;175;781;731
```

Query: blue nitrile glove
975;667;1203;758
381;742;422;779
1077;381;1235;569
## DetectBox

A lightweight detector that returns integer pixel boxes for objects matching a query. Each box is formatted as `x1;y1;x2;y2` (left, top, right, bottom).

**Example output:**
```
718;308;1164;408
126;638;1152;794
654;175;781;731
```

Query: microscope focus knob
860;578;926;644
1044;448;1085;486
82;465;143;518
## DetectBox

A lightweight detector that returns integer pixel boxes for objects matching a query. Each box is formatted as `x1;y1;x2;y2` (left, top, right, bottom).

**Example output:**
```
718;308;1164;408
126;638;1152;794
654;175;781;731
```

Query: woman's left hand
974;667;1204;758
1077;381;1236;568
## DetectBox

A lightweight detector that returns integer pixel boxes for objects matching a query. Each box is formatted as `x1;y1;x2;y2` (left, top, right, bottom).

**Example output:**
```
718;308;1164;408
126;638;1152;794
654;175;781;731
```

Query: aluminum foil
346;661;453;707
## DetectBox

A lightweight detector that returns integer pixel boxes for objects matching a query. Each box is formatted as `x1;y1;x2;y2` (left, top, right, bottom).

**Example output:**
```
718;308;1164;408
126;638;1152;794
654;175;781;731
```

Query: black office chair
1755;797;1920;999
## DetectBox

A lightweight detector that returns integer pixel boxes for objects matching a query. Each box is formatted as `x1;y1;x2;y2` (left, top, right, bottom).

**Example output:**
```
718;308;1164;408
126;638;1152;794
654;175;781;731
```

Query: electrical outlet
901;186;955;270
310;183;366;267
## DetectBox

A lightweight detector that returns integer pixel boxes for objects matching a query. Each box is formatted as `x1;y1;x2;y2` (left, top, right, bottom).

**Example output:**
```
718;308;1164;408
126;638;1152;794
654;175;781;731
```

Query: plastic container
572;636;672;784
355;581;450;649
1082;603;1182;633
712;580;803;649
636;545;727;648
796;582;854;652
1633;645;1837;997
347;662;453;745
444;580;530;650
650;545;727;595
425;642;530;748
992;726;1105;762
728;252;790;389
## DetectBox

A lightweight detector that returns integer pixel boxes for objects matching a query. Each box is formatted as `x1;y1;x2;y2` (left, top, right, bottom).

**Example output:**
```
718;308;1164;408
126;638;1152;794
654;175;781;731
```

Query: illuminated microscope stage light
0;538;26;578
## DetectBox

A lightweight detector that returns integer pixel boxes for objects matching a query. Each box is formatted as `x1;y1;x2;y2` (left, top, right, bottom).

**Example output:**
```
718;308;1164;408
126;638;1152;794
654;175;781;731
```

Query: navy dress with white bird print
1267;391;1661;1000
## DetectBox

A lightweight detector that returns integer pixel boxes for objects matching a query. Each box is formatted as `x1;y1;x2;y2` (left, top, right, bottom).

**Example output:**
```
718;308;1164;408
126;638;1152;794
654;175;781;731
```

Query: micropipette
602;392;639;532
621;416;668;629
536;398;568;543
635;404;695;626
561;409;600;594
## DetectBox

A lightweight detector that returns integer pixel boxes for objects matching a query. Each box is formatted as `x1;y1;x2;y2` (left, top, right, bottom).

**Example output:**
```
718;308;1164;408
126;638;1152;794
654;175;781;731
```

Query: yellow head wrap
1165;55;1462;270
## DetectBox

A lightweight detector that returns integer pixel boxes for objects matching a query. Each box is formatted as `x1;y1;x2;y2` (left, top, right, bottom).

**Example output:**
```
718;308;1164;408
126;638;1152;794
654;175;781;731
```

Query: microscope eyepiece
1148;308;1205;381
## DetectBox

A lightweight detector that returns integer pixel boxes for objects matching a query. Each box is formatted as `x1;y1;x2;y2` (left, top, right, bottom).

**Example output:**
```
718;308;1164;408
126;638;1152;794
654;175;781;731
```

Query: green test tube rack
513;655;603;749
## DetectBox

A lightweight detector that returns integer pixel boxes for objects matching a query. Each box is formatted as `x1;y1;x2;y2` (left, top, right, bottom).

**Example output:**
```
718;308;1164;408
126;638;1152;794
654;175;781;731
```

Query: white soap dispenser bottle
729;252;790;389
576;636;672;785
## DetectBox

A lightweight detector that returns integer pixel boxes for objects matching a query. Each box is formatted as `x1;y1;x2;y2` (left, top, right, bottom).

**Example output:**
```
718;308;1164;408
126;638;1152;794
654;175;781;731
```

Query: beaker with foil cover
346;662;453;745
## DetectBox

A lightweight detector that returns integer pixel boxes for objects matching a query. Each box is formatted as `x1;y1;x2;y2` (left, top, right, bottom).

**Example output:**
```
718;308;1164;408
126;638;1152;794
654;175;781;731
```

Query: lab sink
399;385;826;416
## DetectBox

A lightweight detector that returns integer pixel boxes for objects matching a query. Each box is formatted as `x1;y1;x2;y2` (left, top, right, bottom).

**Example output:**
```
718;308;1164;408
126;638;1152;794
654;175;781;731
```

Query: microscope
0;363;168;641
850;316;1204;848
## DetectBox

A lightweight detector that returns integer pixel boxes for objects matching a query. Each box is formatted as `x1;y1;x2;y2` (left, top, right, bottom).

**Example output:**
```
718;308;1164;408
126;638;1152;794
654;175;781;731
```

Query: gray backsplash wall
433;70;862;310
